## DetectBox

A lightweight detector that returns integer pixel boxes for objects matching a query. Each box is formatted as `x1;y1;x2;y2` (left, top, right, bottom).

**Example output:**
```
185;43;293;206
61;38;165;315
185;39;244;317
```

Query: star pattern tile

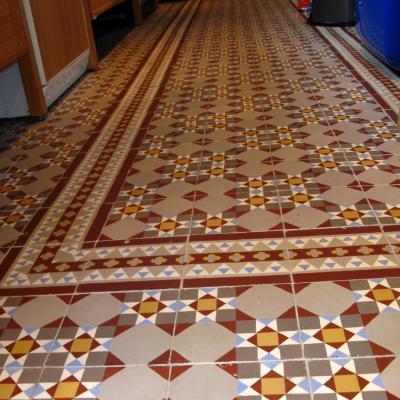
0;0;400;398
0;280;398;398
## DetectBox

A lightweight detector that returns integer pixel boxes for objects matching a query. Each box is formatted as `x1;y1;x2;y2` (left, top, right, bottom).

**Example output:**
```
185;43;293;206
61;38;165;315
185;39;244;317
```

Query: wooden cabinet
29;0;90;81
0;0;157;117
0;0;27;70
0;0;46;116
21;0;91;109
0;0;93;117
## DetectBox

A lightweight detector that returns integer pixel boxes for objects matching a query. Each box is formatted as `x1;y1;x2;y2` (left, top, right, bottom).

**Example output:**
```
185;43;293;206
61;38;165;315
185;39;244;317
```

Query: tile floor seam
269;153;287;238
181;128;208;286
290;275;314;398
29;282;80;400
91;154;145;249
315;102;395;234
2;0;400;395
12;351;397;370
167;270;185;372
303;64;398;236
265;105;357;236
258;131;289;240
166;126;208;400
302;63;367;176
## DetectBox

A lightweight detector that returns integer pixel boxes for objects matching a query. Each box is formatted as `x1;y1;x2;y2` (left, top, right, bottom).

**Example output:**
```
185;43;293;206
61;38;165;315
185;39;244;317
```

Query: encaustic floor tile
0;296;71;369
183;236;291;279
46;290;178;368
285;232;398;274
383;229;400;261
0;367;40;400
1;0;400;397
308;357;400;400
295;279;400;359
168;361;311;400
171;285;301;364
31;365;170;400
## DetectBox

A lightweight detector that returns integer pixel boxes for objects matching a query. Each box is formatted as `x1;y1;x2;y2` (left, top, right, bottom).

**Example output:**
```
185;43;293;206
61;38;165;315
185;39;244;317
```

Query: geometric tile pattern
1;278;398;399
296;279;400;359
0;368;39;399
184;232;398;280
172;285;301;363
1;0;400;398
0;295;70;369
33;367;110;399
234;361;310;399
234;319;303;361
47;290;178;367
1;0;400;290
308;357;399;400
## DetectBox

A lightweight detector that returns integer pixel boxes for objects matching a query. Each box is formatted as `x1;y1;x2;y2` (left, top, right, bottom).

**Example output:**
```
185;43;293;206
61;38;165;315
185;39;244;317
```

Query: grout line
299;52;396;236
164;275;183;399
289;273;313;396
29;352;396;370
30;283;80;399
311;92;391;233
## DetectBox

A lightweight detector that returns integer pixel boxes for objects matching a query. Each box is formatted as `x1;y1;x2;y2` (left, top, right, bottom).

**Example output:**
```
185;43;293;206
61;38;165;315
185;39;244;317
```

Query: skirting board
43;49;90;107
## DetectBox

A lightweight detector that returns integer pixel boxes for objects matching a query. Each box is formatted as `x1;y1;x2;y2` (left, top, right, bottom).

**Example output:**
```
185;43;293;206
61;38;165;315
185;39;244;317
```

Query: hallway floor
0;0;400;398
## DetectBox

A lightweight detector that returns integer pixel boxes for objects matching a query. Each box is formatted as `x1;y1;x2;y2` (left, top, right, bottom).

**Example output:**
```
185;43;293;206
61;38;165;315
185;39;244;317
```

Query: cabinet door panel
29;0;89;80
0;0;27;70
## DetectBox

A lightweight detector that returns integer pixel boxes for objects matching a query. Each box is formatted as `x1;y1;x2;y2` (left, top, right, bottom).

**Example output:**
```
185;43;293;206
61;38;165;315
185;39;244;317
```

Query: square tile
47;291;178;367
172;285;300;363
235;361;310;399
32;366;169;400
0;368;40;399
308;357;400;399
295;280;400;358
0;296;70;369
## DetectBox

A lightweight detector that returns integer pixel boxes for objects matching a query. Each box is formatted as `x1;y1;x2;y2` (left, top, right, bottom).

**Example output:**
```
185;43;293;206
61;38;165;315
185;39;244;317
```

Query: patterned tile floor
0;0;400;398
1;279;399;398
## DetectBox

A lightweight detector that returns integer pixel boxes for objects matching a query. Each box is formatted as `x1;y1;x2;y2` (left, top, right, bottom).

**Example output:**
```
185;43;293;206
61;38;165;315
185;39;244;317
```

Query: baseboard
43;50;90;107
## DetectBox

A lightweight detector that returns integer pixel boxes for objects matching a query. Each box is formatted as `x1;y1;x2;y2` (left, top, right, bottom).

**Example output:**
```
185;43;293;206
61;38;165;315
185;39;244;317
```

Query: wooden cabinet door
0;0;27;70
29;0;89;80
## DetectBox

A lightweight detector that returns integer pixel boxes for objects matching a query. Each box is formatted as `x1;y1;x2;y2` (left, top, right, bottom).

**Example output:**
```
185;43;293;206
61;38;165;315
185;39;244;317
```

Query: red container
297;0;310;9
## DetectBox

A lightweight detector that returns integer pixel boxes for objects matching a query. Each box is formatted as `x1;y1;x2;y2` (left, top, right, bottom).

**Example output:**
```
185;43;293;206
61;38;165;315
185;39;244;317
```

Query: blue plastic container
356;0;400;70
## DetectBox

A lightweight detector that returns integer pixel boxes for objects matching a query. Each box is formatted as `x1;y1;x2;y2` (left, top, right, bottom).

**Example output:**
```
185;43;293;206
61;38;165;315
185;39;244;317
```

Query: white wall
0;63;29;118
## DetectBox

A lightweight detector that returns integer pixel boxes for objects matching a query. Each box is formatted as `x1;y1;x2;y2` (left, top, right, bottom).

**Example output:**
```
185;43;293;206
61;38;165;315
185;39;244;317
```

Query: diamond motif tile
101;218;147;241
150;197;193;217
314;170;357;187
357;169;396;185
308;357;400;400
195;178;236;195
235;361;310;400
32;366;114;399
295;280;400;359
173;285;300;363
194;195;236;214
236;162;275;178
169;364;236;400
47;291;178;367
98;366;169;399
0;367;40;400
364;186;400;225
282;206;329;229
0;296;70;369
1;8;400;400
236;209;283;231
